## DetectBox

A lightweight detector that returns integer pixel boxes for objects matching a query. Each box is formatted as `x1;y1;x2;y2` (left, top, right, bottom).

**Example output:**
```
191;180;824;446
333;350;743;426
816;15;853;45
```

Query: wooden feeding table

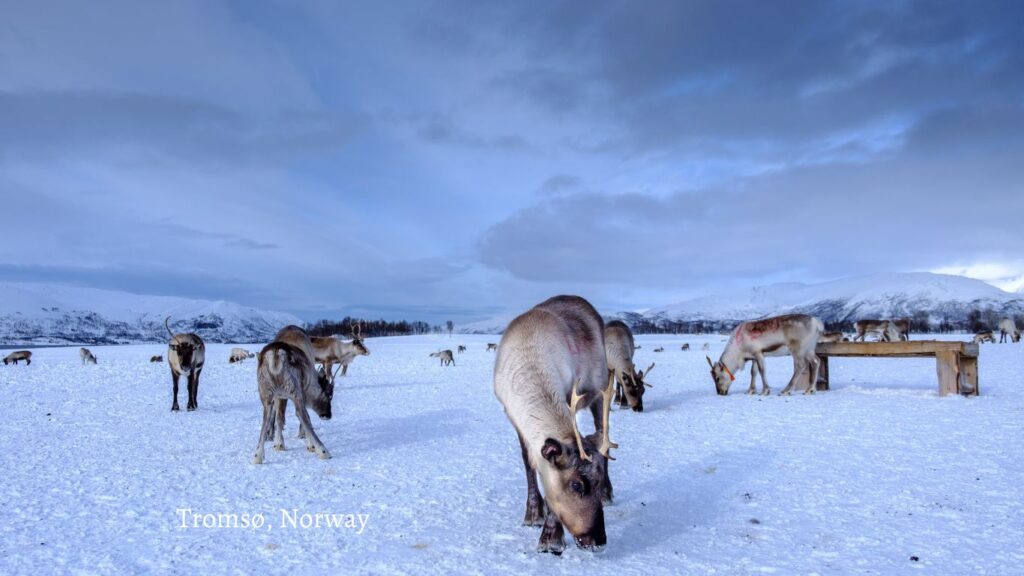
811;340;979;397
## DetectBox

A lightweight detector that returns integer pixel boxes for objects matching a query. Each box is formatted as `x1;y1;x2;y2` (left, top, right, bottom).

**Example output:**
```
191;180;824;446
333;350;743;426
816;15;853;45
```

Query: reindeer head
621;363;655;412
349;321;371;356
169;340;199;373
537;435;608;550
312;365;335;420
707;356;734;395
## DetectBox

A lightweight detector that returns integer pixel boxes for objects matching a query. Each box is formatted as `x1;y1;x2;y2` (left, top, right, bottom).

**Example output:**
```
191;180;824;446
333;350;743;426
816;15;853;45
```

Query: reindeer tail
266;348;287;376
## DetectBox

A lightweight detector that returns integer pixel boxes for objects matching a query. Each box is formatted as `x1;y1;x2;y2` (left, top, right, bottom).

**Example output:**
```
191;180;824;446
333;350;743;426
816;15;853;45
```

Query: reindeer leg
186;373;198;411
252;400;274;465
273;398;286;450
599;372;619;459
293;398;330;459
747;362;758;395
341;363;348;376
780;355;804;396
803;354;820;395
755;355;770;395
518;433;545;526
587;402;614;504
171;372;180;411
538;509;566;555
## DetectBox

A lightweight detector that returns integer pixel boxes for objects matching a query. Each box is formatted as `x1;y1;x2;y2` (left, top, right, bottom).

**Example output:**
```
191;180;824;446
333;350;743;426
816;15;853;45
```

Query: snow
2;334;1022;574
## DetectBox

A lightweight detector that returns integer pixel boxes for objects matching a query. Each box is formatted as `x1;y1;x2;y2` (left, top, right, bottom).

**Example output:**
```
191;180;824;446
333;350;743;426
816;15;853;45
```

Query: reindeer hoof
252;454;264;465
273;444;285;451
317;450;331;460
171;406;179;412
307;445;315;452
538;537;565;555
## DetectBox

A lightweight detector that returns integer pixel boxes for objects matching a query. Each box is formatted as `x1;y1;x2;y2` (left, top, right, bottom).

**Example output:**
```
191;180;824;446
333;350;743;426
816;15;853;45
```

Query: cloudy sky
1;0;1022;321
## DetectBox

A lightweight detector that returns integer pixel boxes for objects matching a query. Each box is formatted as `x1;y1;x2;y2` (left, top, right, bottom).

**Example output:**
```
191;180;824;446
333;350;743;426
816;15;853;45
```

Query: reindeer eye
570;479;585;495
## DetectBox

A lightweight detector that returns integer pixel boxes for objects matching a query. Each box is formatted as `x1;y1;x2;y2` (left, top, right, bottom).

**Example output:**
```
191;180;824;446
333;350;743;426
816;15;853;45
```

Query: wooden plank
816;340;975;358
960;355;979;396
935;350;960;397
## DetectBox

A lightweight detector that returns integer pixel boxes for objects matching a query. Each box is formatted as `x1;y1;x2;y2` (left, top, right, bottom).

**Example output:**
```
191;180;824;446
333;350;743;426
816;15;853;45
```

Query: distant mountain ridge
0;282;300;345
460;273;1024;334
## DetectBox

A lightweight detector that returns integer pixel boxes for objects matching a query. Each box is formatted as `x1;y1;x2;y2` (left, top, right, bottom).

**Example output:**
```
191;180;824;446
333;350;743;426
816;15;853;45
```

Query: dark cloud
1;0;1021;318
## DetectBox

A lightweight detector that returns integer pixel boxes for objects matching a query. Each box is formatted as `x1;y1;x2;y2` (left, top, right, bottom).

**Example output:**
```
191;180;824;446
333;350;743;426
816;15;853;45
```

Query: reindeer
973;331;996;344
430;349;455;366
310;322;370;382
150;355;163;363
891;318;911;341
604;320;654;413
681;343;690;351
3;350;32;365
853;320;901;342
228;347;255;363
494;295;615;554
653;346;664;353
487;343;497;351
819;331;846;343
457;345;467;354
165;316;206;412
79;347;97;365
998;318;1021;343
708;314;823;396
252;325;333;464
701;343;710;352
634;345;642;350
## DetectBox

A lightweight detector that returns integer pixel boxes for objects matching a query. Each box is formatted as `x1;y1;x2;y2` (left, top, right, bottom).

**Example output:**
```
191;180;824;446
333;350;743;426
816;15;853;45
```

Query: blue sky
1;1;1022;321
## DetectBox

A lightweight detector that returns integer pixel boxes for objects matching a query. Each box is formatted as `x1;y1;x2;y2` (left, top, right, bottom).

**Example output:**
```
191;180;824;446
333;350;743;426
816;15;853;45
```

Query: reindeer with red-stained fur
707;314;823;396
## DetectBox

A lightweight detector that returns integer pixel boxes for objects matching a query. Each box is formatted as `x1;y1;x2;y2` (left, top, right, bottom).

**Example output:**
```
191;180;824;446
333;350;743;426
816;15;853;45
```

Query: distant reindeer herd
3;301;1020;555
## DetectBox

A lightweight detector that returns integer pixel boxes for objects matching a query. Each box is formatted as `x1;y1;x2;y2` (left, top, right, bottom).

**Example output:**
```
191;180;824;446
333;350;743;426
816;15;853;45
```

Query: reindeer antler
640;362;656;387
569;380;592;462
599;372;619;459
356;320;363;339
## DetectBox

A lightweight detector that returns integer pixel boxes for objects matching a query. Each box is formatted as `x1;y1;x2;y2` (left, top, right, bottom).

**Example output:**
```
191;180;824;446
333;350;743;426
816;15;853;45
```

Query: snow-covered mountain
459;273;1024;334
0;283;301;345
642;273;1024;328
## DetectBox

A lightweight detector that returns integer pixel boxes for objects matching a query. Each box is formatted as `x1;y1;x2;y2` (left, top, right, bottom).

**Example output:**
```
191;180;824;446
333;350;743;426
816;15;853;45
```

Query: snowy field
1;334;1022;574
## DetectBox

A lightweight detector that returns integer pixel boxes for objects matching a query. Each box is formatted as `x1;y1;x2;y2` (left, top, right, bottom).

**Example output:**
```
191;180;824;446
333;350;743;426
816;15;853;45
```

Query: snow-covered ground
1;334;1022;574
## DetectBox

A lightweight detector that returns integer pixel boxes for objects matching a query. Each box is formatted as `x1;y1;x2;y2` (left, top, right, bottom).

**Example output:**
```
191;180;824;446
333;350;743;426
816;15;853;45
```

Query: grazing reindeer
494;295;615;554
165;316;206;412
311;322;370;381
708;314;823;396
150;355;163;363
853;320;901;342
252;325;332;464
79;347;97;365
891;318;911;341
604;320;654;412
634;345;642;350
973;331;996;344
3;350;32;365
701;343;710;352
998;318;1021;343
228;347;255;363
819;331;846;343
457;345;467;353
430;349;455;366
487;343;497;351
681;343;690;351
653;346;664;353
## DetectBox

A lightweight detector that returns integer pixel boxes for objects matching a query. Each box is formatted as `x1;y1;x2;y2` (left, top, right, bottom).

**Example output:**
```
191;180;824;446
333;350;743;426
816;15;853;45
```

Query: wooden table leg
959;355;979;396
936;350;960;397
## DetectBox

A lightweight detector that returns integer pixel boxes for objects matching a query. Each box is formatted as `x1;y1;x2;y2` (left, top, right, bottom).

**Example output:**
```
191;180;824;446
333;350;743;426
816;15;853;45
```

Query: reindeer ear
706;356;714;368
541;438;563;463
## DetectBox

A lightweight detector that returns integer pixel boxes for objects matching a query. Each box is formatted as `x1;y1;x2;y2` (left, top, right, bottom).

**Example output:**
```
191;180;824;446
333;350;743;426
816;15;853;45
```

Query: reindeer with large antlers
708;314;823;396
604;320;654;412
310;320;370;383
493;295;616;554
